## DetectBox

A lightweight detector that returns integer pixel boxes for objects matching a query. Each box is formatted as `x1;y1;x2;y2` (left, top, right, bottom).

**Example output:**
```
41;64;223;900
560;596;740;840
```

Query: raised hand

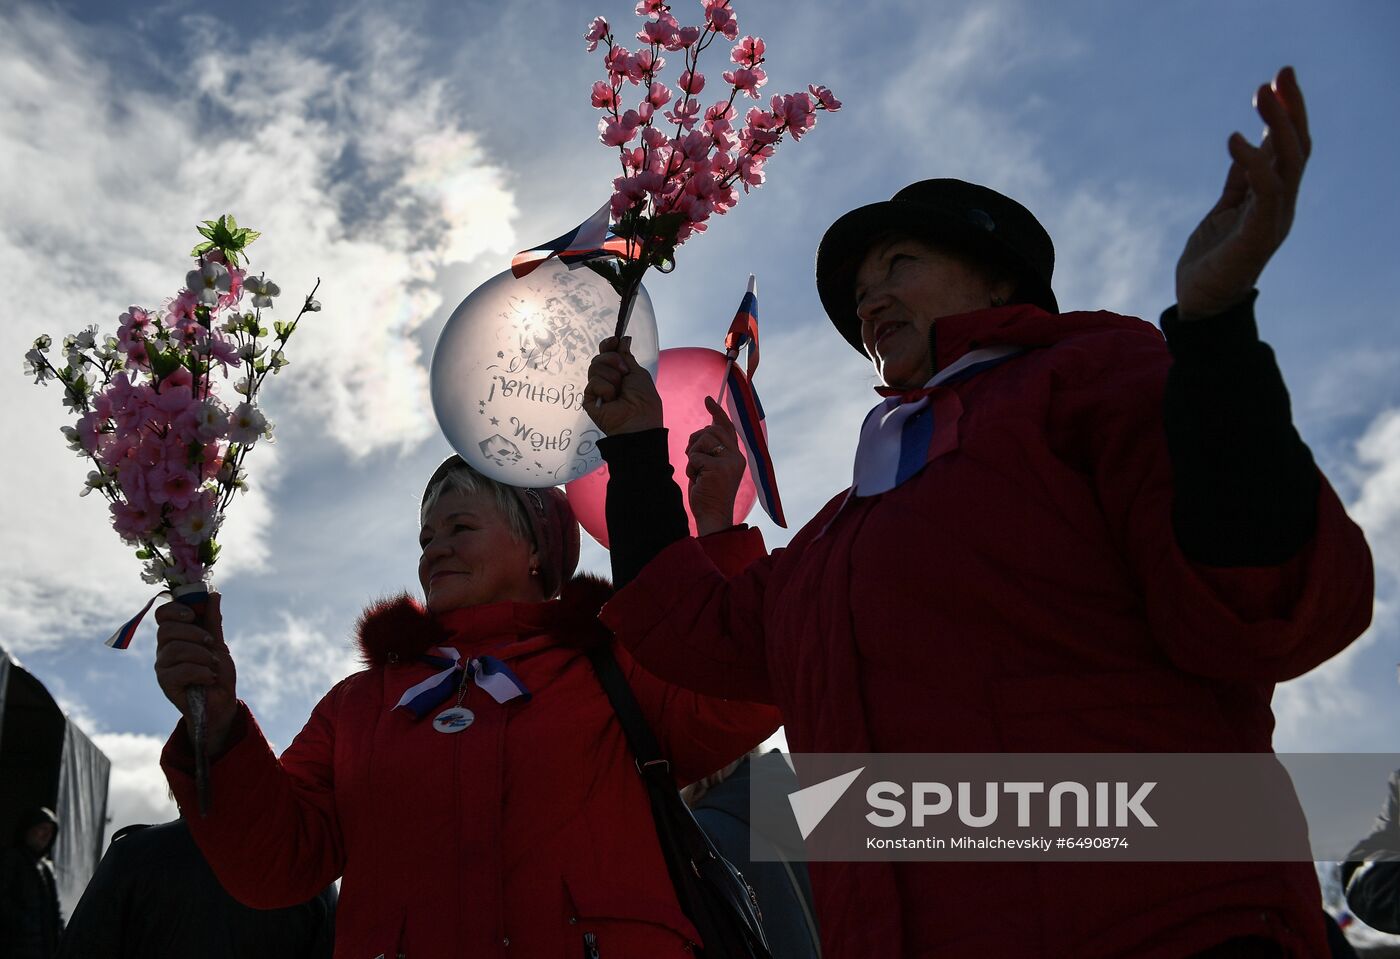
686;396;747;536
1176;66;1312;321
154;592;238;754
583;336;664;436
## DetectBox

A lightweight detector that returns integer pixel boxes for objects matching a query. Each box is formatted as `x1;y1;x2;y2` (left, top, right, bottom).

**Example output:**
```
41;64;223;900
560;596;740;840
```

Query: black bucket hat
815;178;1059;354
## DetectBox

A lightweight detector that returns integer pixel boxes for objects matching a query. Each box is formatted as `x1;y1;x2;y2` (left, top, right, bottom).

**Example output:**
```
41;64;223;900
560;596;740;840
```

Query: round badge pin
433;707;475;733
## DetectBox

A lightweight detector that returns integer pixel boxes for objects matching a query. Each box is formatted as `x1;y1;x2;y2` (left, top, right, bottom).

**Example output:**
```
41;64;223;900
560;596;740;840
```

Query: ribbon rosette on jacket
23;214;320;812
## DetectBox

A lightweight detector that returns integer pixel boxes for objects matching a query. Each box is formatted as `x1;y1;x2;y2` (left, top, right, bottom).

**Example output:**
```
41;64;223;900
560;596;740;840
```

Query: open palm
1176;67;1312;320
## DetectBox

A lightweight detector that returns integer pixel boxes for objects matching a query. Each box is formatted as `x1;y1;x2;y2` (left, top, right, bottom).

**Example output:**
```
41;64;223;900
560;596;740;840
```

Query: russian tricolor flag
511;201;638;279
724;275;760;379
724;363;786;528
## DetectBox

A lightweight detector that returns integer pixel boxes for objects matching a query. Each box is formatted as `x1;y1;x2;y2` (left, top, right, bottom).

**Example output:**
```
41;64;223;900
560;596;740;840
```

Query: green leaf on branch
584;261;631;300
190;214;261;267
150;351;181;378
199;538;221;565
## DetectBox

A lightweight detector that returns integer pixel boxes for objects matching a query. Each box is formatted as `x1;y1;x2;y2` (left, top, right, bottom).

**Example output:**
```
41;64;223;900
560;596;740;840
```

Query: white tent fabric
0;642;110;915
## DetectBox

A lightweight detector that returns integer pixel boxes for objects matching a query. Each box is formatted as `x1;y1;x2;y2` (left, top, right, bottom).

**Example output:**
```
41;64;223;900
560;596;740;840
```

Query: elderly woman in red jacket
152;456;777;958
585;67;1373;957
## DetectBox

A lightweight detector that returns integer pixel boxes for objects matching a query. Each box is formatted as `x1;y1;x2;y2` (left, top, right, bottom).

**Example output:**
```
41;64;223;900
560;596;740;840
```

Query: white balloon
430;259;659;485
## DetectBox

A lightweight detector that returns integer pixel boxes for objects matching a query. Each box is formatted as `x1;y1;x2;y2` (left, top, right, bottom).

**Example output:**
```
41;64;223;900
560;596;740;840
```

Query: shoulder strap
586;644;667;772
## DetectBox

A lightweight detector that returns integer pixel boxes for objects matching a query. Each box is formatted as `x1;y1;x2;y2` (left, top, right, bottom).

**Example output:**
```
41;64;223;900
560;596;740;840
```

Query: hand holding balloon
686;396;746;536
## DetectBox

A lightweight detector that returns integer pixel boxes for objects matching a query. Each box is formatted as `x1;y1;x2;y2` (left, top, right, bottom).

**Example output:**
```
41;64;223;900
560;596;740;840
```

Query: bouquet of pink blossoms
23;216;318;595
583;0;839;329
24;215;318;812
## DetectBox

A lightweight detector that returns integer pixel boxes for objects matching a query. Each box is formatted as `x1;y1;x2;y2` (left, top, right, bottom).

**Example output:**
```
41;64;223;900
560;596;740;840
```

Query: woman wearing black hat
585;67;1373;957
150;456;778;958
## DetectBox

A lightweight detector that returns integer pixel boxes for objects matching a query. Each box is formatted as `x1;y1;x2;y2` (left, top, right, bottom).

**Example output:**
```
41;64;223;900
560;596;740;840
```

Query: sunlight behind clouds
1;4;517;649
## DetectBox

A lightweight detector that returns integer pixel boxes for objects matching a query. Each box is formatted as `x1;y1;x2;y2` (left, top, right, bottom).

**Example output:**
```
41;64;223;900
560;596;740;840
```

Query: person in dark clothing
55;818;337;959
0;807;64;959
685;750;820;959
1342;770;1400;934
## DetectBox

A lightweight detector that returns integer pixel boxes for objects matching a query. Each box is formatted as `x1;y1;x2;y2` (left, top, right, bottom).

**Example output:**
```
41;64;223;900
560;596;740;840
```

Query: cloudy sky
3;0;1398;859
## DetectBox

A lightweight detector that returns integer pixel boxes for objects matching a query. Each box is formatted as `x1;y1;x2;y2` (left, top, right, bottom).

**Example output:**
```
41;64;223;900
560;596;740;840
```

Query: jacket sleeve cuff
697;525;768;579
1160;290;1261;361
598;428;671;479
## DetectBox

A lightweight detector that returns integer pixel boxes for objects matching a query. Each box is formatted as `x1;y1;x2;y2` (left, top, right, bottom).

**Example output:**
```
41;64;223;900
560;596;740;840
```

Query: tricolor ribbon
105;592;167;649
851;346;1024;497
393;647;532;720
511;201;639;279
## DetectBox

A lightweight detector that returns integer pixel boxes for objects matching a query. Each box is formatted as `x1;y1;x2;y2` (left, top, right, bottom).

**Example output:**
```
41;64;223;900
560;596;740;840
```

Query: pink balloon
567;347;757;549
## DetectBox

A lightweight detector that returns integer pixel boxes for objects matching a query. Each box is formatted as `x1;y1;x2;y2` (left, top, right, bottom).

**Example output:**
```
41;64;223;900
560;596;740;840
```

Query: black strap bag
587;645;772;959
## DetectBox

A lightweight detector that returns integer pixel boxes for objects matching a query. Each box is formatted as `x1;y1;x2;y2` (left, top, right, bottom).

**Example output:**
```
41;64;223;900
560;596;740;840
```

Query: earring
529;567;540;577
990;295;1007;307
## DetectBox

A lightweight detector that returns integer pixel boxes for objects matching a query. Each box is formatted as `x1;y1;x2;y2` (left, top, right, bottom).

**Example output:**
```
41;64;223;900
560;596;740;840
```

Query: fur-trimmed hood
355;573;614;668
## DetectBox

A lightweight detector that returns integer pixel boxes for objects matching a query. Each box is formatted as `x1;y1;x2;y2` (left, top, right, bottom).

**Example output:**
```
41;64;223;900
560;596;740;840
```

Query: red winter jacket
163;575;779;959
601;305;1374;958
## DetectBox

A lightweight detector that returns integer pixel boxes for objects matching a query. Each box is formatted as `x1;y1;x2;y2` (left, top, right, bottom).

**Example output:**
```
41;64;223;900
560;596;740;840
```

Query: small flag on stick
723;364;786;528
511;201;639;279
714;275;785;527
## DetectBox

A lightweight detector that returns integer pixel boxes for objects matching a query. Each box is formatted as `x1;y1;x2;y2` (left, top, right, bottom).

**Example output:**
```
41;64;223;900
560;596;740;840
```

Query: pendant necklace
433;667;475;734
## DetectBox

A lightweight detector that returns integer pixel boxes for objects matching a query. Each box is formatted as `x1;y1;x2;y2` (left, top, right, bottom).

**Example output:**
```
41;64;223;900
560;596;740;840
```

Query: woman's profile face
418;486;541;614
854;235;1009;389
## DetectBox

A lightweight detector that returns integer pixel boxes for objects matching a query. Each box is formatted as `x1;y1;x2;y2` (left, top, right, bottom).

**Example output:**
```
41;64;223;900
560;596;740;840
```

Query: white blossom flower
306;299;322;312
187;261;231;308
80;469;107;496
174;508;217;543
195;400;228;440
228;402;268;445
74;326;98;350
60;425;84;452
32;334;52;352
245;274;281;309
140;555;170;585
24;349;54;384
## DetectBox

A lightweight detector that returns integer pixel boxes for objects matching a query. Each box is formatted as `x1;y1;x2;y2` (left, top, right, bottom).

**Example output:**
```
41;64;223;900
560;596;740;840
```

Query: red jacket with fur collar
164;574;779;959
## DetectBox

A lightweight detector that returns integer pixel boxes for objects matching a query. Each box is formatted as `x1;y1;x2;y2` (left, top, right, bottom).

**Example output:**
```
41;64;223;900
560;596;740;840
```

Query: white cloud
1349;409;1400;582
0;4;516;649
90;732;179;848
233;612;363;721
866;1;1177;316
1273;407;1400;751
1302;348;1400;429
